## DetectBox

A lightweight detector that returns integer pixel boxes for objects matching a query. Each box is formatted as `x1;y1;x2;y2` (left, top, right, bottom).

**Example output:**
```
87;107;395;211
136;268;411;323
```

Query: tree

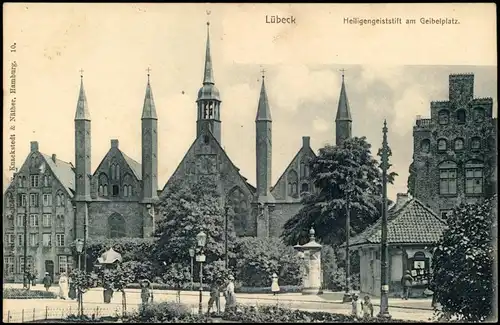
431;197;495;322
101;265;134;313
69;269;99;316
233;237;302;287
154;177;237;280
281;136;397;246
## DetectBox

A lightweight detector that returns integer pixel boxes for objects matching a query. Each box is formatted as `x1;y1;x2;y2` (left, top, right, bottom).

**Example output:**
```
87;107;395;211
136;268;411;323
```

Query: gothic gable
161;130;257;236
271;145;316;202
92;146;141;201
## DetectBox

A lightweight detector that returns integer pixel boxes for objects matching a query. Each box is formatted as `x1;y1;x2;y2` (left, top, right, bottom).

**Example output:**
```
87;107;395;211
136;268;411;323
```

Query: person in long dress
58;272;69;300
224;275;236;311
271;273;280;296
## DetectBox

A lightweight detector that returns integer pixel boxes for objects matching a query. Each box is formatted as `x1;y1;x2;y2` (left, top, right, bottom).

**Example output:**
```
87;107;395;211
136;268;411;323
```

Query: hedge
3;288;58;299
124;282;301;294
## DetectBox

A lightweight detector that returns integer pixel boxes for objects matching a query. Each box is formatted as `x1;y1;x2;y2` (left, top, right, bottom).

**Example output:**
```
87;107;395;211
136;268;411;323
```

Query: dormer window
437;139;447;151
473;107;485;123
420;139;430;153
454;138;464;151
438;110;450;125
456;109;466;124
470;137;481;151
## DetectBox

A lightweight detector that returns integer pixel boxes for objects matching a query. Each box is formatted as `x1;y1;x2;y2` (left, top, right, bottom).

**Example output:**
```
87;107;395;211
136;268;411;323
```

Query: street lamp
189;248;195;291
343;174;353;303
195;231;207;315
377;119;391;319
75;239;84;270
75;238;84;317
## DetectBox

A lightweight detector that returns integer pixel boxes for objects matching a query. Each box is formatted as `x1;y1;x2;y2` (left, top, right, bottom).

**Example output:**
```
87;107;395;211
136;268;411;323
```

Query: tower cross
79;69;84;78
146;67;152;82
339;68;346;81
260;68;266;79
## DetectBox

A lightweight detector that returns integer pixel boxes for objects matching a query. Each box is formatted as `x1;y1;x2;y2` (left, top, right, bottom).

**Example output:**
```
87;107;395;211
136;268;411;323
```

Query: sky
3;3;497;201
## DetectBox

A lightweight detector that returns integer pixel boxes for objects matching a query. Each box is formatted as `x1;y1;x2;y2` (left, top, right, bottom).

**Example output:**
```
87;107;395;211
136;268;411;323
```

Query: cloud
392;86;431;136
270;65;339;112
312;117;329;132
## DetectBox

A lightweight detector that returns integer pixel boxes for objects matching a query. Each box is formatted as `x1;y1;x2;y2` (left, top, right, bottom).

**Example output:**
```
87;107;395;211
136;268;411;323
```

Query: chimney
111;139;119;149
51;154;57;163
30;141;39;152
394;193;410;210
302;136;311;148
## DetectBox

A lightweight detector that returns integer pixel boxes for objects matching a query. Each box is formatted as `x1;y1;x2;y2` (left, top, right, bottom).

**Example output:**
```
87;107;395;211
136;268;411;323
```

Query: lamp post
377;119;391;319
224;205;229;270
342;175;352;303
195;231;207;315
189;248;195;291
75;239;84;317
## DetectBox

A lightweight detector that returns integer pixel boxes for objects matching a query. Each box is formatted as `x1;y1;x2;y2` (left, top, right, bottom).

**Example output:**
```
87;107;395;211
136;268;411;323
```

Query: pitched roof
345;199;447;247
256;77;272;121
40;153;75;195
75;78;91;121
335;78;352;121
120;152;142;180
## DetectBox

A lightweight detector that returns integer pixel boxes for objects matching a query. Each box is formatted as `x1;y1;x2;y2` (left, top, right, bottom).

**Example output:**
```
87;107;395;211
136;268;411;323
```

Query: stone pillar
294;228;322;295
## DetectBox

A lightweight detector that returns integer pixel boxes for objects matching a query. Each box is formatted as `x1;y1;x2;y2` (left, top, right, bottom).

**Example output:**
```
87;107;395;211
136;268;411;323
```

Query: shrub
222;304;424;323
234;237;302;287
3;288;58;299
122;301;210;323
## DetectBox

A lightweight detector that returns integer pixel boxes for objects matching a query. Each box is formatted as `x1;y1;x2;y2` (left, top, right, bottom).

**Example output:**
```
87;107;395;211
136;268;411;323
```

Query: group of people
351;293;374;320
41;271;77;300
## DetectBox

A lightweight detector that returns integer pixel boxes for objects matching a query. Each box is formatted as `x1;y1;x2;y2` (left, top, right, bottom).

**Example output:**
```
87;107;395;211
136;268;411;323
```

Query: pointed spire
75;70;91;121
335;70;352;121
256;70;272;121
202;20;215;85
142;68;158;120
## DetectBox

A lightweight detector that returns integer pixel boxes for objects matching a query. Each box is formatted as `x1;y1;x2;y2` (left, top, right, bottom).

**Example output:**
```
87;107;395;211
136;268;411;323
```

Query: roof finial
206;9;211;26
79;68;84;80
146;67;152;83
339;68;346;82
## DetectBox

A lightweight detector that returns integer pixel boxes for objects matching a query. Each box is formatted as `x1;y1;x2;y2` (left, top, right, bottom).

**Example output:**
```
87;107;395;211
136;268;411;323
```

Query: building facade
408;73;497;218
3;21;352;281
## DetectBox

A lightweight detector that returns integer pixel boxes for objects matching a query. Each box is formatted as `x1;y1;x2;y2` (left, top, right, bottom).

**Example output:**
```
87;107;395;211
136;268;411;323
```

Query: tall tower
141;70;159;237
335;72;352;146
255;70;273;202
255;70;275;238
74;71;91;242
196;20;222;143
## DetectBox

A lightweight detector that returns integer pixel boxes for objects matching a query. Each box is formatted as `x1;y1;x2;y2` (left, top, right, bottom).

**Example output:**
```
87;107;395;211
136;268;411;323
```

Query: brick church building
2;21;353;281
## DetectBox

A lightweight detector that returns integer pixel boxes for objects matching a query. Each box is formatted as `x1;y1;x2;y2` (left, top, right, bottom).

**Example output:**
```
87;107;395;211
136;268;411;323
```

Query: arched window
438;110;450;125
6;193;13;208
56;191;65;207
301;183;309;194
116;165;120;180
465;160;483;194
420;139;430;153
470;137;481;150
110;165;116;180
227;187;249;236
437;139;447;151
128;185;133;196
43;175;49;187
473;107;485;123
409;251;430;284
17;175;23;187
23;176;27;188
439;161;457;195
98;173;109;197
287;170;299;198
108;213;126;238
300;162;306;178
454;138;464;151
123;186;128;197
456;109;466;124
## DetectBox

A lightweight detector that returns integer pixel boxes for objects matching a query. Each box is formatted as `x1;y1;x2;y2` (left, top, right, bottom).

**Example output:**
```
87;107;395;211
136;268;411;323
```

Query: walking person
42;272;52;292
271;273;280;296
351;293;363;319
31;269;38;287
361;295;374;320
207;279;221;315
140;279;153;307
401;270;414;300
58;272;69;300
224;275;236;312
